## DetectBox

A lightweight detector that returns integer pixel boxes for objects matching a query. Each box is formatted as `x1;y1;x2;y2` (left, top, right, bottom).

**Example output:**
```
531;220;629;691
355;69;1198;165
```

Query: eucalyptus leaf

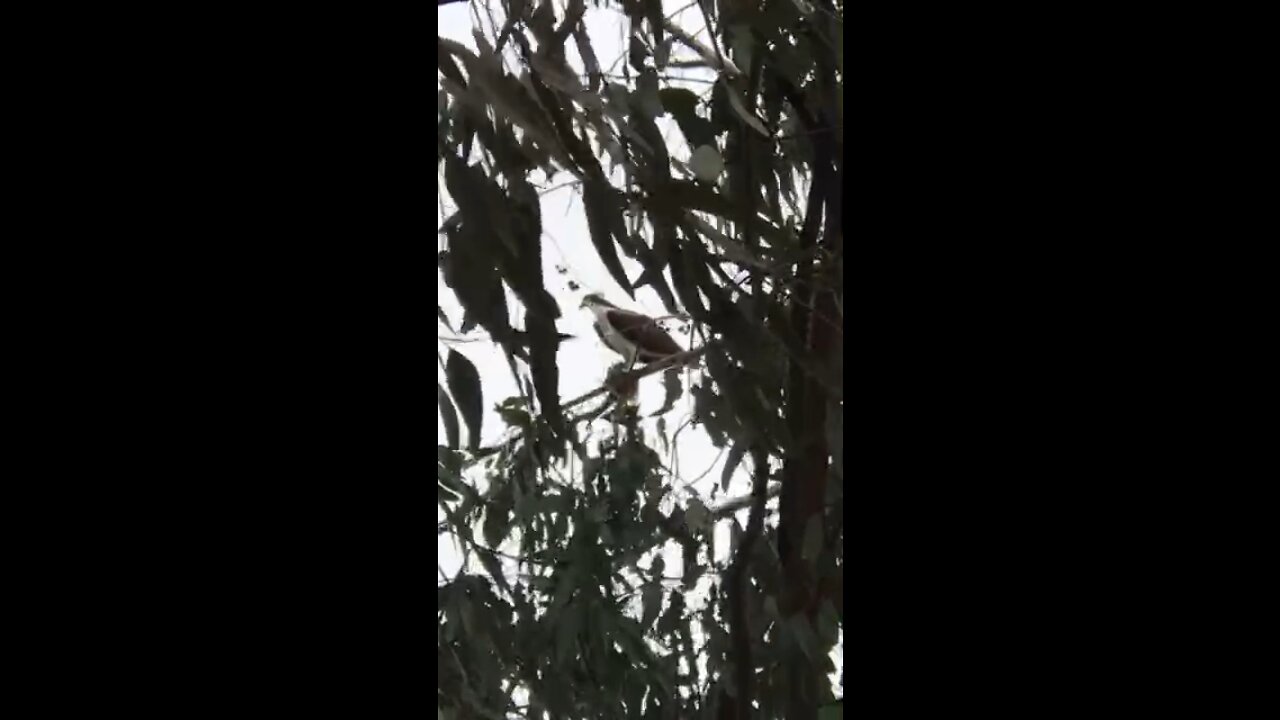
721;441;746;492
484;503;512;548
635;69;663;119
651;367;683;417
478;549;509;593
581;179;635;298
446;350;484;449
724;80;770;137
438;383;460;450
660;87;716;148
641;584;662;628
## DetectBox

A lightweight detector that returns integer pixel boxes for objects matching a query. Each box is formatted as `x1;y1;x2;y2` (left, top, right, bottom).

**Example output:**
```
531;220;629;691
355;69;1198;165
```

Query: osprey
581;293;684;365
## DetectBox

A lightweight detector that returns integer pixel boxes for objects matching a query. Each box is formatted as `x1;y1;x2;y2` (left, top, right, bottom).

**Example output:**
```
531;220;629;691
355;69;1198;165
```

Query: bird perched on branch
580;293;686;368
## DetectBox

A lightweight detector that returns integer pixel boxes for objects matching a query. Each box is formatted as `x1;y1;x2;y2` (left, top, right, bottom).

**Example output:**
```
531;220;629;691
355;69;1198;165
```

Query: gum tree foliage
437;1;842;717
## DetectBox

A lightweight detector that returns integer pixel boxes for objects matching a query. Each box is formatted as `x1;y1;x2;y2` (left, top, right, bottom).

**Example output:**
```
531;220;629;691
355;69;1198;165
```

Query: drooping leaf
582;455;603;483
438;445;465;502
667;241;710;323
572;25;602;92
646;179;793;249
635;69;663;119
628;34;647;72
441;227;512;347
478;548;509;593
581;179;634;298
485;503;512;548
729;23;755;70
660;88;716;148
437;305;454;332
656;592;683;637
691;381;730;448
641;583;662;628
684;498;711;535
723;80;770;137
721;441;747;492
439;36;574;171
651;367;683;417
438;383;461;450
437;41;466;87
653;37;672;68
446;350;484;449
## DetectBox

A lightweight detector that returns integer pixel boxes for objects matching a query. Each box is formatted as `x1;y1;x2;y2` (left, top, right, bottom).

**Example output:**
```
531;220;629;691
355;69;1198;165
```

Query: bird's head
580;293;612;309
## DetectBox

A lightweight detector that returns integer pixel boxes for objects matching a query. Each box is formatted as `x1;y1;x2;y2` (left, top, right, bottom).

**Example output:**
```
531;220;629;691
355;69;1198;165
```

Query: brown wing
606;309;683;359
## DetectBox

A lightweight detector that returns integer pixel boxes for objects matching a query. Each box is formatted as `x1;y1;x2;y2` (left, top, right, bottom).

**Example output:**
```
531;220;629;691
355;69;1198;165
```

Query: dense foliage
438;1;843;717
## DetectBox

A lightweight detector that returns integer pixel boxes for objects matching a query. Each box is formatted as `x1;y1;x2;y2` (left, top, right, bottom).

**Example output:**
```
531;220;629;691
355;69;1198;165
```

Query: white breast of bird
590;306;635;357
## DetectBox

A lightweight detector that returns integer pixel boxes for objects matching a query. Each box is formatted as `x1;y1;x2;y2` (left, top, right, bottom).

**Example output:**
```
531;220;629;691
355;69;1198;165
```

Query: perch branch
561;345;708;412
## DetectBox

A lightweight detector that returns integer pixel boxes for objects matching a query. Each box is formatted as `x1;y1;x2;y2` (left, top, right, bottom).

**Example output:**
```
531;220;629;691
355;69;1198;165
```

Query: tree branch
561;345;708;412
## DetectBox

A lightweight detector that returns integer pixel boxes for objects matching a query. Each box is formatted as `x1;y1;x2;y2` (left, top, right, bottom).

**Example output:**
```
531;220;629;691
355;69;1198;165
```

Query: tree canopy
438;1;843;717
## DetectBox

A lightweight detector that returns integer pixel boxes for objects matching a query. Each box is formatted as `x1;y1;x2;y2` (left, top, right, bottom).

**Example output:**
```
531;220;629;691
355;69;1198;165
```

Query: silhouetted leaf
527;315;565;436
635;69;663;119
651;367;683;417
661;88;716;148
572;25;602;91
641;583;662;628
437;42;466;86
581;179;634;298
446;350;484;449
667;241;710;323
648;179;792;248
438;445;465;502
654;37;672;67
721;441;746;492
478;548;509;592
441;226;512;347
485;503;512;548
439;483;461;503
438;383;460;450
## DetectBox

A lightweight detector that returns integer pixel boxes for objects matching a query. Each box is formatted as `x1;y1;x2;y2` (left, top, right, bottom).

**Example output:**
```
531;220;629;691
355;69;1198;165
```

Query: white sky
437;0;841;703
